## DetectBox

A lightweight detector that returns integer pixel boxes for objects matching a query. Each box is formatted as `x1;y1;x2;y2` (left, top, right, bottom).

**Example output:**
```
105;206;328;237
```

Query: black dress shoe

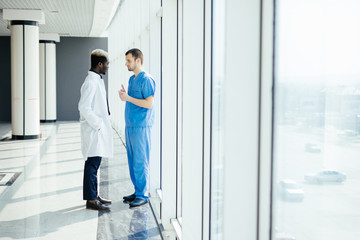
129;198;148;208
123;193;136;201
123;193;136;204
97;196;112;205
86;200;110;211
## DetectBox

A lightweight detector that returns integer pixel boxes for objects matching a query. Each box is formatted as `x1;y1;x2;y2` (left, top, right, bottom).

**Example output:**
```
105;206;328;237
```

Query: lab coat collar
89;70;103;79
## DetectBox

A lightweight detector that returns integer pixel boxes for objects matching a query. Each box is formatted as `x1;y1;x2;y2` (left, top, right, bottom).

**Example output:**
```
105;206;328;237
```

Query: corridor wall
0;36;107;122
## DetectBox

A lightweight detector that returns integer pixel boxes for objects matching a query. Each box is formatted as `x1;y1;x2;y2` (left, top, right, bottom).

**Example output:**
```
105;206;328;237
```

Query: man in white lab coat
78;49;113;211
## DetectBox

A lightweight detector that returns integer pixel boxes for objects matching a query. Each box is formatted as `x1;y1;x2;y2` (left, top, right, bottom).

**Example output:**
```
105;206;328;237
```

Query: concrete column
3;9;45;140
39;40;57;122
10;21;40;139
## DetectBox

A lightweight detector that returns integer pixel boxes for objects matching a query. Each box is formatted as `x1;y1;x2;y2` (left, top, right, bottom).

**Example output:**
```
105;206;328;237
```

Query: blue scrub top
125;72;156;127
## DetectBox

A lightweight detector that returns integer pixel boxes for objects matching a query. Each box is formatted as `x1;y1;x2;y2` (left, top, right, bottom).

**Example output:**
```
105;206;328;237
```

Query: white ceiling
0;0;118;37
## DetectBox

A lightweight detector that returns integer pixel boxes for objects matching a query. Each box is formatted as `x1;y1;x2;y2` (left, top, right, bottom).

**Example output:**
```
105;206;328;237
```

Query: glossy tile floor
0;122;162;240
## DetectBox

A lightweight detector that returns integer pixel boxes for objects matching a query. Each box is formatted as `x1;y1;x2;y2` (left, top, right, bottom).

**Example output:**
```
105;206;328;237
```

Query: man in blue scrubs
118;48;155;208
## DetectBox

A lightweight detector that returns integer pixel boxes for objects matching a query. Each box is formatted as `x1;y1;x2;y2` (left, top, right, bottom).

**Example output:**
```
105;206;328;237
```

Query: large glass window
273;1;360;239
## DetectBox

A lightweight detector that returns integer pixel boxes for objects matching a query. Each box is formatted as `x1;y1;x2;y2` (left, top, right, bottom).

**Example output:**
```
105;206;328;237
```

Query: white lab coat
78;71;113;159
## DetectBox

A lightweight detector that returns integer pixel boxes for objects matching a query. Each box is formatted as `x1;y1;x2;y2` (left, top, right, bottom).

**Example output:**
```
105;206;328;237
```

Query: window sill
170;218;182;240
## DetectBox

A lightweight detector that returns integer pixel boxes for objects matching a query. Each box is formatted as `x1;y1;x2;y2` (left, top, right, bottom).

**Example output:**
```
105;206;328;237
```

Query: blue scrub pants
125;127;151;200
83;156;102;200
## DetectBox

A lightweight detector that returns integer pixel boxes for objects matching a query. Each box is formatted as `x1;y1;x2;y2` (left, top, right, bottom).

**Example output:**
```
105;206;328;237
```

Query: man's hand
118;84;154;109
118;84;128;101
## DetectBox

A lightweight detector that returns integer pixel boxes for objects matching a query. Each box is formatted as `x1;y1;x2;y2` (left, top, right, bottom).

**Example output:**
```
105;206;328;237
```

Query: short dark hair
91;49;108;68
125;48;143;64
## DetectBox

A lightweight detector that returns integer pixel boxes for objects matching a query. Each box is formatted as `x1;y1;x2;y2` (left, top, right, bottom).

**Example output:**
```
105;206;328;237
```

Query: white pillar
39;40;57;122
10;21;40;139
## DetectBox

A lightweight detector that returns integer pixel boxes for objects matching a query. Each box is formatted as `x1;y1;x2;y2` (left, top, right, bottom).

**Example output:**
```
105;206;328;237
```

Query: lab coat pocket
98;120;104;131
81;122;97;158
98;120;107;140
98;119;109;138
96;119;113;157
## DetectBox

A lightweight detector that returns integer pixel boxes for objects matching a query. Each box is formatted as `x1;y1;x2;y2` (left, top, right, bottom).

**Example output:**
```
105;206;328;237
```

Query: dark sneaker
129;198;148;208
123;193;136;204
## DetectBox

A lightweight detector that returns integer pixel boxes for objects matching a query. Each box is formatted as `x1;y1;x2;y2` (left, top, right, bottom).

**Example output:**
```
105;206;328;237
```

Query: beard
100;67;108;75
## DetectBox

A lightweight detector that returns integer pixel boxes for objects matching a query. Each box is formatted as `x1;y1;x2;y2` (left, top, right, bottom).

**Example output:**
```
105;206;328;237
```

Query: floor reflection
128;207;149;239
128;207;160;240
